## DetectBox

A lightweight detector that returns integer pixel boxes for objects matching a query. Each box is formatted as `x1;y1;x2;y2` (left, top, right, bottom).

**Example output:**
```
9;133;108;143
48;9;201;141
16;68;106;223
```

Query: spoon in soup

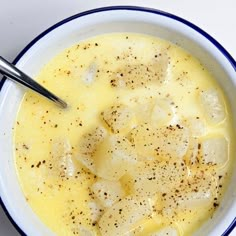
0;56;67;108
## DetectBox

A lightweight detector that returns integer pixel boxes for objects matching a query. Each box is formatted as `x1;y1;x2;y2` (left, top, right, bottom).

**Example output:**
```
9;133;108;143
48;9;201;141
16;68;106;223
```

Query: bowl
0;6;235;236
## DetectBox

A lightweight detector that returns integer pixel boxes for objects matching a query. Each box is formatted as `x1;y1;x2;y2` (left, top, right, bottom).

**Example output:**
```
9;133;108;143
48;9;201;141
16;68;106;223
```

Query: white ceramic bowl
0;6;235;236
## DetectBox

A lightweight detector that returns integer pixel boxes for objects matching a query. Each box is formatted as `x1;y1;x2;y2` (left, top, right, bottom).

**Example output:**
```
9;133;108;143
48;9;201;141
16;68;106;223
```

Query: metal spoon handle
0;56;67;108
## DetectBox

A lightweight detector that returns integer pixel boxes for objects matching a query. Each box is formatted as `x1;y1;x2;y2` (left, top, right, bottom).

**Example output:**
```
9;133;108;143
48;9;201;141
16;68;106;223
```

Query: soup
14;33;234;235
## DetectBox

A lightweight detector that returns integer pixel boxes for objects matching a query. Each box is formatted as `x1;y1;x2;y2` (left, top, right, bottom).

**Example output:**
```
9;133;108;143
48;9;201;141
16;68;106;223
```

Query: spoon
0;56;67;108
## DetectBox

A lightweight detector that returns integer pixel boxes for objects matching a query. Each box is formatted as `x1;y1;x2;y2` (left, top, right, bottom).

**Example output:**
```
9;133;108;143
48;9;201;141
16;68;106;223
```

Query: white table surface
0;0;235;235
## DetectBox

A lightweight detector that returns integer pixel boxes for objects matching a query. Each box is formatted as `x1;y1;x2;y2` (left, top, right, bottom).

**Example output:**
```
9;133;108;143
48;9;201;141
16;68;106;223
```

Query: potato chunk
130;124;189;160
201;136;228;164
101;104;135;134
151;99;173;126
186;137;199;164
110;52;169;89
200;89;225;123
51;138;75;177
98;196;153;236
79;226;94;236
91;179;126;208
150;227;178;236
127;96;173;126
82;62;97;85
88;200;104;223
128;96;154;124
76;126;107;173
128;160;187;197
94;135;137;180
77;129;137;180
185;117;206;137
162;170;217;217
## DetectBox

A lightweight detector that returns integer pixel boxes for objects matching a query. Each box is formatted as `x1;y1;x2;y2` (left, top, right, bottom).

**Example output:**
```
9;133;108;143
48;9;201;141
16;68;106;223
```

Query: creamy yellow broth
14;33;235;236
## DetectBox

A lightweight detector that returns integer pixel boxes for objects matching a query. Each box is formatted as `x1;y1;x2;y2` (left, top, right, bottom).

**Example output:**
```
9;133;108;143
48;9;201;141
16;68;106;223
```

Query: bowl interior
0;7;235;236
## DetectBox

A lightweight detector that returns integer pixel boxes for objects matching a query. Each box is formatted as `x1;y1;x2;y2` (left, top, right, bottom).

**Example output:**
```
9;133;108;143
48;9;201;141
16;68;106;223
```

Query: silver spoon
0;56;67;108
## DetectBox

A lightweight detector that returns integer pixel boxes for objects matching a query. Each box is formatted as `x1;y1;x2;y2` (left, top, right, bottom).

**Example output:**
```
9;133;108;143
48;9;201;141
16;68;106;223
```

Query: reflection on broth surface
14;33;234;236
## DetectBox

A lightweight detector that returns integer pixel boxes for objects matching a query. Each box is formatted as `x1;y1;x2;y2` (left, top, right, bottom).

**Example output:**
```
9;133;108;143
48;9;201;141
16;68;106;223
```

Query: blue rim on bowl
0;6;235;236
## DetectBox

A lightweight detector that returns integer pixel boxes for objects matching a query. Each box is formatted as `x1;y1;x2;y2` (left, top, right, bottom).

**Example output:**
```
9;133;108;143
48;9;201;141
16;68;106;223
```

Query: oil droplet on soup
14;33;235;236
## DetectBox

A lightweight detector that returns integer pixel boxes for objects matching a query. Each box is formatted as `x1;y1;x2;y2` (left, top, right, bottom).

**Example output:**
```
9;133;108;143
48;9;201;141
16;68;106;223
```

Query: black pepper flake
198;143;201;150
23;144;29;150
36;161;41;168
